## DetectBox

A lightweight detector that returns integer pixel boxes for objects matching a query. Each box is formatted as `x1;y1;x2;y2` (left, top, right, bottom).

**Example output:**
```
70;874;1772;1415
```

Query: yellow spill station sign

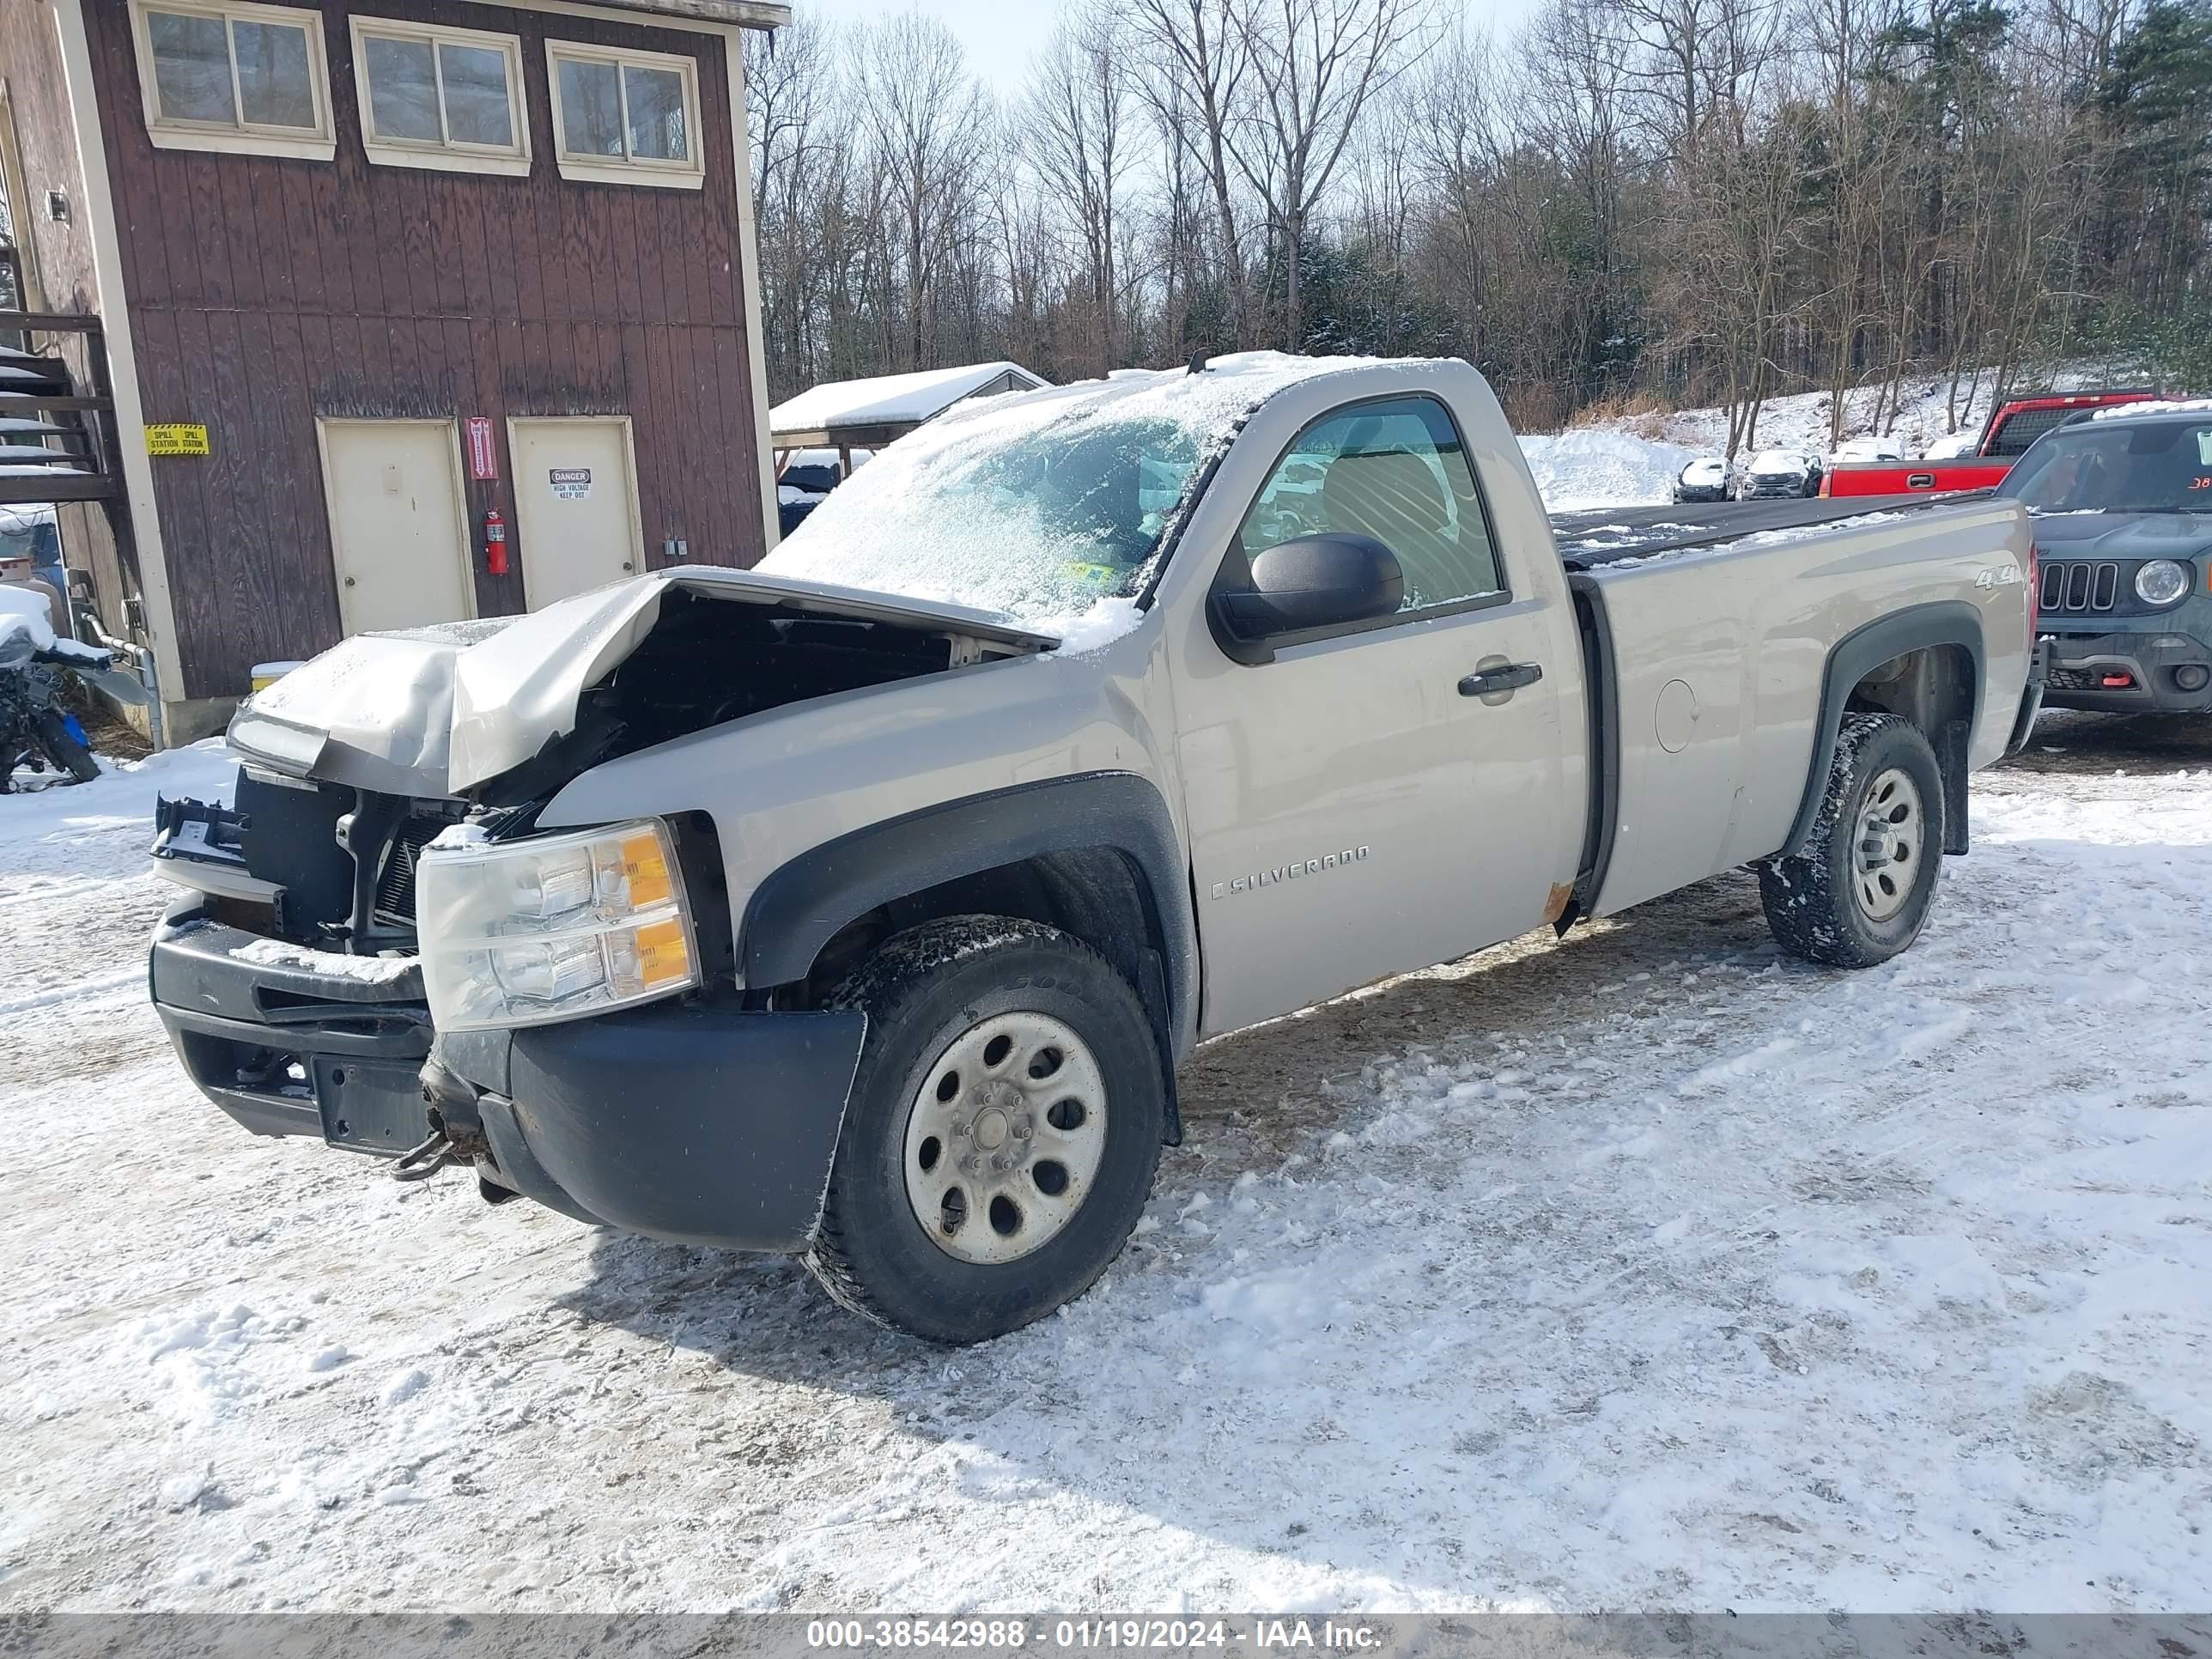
146;423;210;457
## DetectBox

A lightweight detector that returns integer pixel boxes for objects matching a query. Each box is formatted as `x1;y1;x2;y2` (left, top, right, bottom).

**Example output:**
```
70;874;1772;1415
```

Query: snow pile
1517;428;1699;511
0;581;56;650
0;581;120;666
1638;368;2128;465
2093;398;2212;422
3;729;2209;1612
1038;596;1146;656
1;739;231;869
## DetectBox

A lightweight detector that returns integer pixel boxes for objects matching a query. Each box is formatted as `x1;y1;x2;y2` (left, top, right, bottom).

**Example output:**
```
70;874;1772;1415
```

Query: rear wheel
32;711;99;784
1759;713;1942;968
806;917;1166;1344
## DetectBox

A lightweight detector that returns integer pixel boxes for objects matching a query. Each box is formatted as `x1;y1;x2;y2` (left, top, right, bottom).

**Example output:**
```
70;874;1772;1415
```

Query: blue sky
791;0;1543;94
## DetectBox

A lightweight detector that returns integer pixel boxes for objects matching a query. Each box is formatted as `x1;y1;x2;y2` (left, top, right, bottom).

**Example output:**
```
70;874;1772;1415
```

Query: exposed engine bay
476;592;966;807
154;578;1052;956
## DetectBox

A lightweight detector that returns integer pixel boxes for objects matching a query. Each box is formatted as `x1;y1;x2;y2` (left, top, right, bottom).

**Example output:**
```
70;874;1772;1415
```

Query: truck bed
1554;491;2034;923
1547;493;1990;569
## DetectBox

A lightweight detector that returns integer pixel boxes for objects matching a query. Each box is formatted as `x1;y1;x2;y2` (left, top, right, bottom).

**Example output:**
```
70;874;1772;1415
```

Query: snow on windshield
760;352;1388;630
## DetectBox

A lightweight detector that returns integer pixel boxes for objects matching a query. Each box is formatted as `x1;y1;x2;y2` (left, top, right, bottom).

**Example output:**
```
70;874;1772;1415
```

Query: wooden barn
0;0;787;743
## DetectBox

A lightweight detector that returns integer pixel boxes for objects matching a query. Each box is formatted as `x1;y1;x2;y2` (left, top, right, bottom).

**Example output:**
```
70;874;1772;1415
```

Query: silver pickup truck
149;354;2043;1342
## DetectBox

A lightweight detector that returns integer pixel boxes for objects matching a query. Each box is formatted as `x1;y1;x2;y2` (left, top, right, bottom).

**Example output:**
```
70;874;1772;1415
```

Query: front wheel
32;711;99;784
1759;713;1943;969
805;916;1166;1343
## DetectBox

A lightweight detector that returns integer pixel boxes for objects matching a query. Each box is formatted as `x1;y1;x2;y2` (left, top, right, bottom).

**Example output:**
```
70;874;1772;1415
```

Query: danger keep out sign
549;466;592;501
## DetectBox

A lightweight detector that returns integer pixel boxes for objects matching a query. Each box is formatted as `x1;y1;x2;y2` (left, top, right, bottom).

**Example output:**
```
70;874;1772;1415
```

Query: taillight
2027;543;2040;644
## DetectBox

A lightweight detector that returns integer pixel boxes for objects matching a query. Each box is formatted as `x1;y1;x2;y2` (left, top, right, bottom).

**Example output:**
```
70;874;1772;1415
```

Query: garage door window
131;0;333;159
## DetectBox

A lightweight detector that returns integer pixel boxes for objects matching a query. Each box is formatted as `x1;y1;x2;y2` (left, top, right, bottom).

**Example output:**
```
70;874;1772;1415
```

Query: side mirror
1216;533;1404;641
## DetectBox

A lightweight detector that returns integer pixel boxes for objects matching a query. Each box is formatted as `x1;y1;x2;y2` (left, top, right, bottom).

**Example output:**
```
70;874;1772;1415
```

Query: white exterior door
508;416;645;608
319;420;475;636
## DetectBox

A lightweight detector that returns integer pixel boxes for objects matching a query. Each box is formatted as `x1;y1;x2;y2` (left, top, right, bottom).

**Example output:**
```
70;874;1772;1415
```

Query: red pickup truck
1822;390;2161;498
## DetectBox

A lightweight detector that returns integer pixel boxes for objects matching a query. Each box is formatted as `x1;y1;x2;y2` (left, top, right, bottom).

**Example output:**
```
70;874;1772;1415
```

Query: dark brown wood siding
82;0;768;700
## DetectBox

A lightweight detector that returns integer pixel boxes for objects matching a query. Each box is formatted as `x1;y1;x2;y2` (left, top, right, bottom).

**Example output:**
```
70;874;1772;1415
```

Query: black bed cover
1548;492;1991;571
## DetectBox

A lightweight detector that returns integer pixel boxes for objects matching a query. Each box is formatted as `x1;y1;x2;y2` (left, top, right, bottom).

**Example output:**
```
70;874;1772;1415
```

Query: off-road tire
805;916;1166;1344
1759;713;1943;969
33;712;99;784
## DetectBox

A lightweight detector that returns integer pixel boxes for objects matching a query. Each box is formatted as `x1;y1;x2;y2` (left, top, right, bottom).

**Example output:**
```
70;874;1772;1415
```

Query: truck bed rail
1548;493;1992;571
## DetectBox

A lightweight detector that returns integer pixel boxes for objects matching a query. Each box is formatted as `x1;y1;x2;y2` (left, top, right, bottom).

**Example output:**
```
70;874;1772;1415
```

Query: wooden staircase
0;310;125;507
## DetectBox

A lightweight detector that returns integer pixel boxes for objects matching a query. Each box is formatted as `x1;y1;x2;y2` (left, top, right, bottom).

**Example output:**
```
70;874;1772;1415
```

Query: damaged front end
149;568;1045;1239
149;763;466;1156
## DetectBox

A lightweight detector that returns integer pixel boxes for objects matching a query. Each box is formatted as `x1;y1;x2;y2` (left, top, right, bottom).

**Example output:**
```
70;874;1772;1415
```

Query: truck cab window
1239;396;1504;613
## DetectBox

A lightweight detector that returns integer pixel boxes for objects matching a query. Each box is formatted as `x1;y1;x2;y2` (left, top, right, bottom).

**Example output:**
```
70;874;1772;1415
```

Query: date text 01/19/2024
804;1620;1386;1650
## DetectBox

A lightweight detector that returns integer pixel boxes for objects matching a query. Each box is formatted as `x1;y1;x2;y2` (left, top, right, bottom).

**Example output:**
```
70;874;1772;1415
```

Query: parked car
776;448;872;538
148;354;2039;1343
1740;449;1825;499
1832;435;1905;464
1993;401;2212;713
1674;457;1734;503
1825;389;2162;498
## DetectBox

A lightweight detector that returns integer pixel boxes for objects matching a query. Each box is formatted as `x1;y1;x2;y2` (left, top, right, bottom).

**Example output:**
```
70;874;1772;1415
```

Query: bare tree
1126;0;1257;350
737;0;2210;456
854;12;994;370
1226;0;1438;350
1028;1;1136;374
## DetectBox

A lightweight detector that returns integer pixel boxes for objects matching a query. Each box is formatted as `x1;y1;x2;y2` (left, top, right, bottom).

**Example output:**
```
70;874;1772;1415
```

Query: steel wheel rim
902;1011;1109;1266
1853;766;1923;923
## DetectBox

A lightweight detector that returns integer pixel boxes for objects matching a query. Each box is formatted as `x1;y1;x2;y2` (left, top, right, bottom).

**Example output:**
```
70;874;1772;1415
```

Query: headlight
2136;560;2192;606
415;818;697;1031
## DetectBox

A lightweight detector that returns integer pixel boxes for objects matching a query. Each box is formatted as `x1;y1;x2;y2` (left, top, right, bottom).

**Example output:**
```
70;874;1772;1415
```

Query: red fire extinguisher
483;506;508;577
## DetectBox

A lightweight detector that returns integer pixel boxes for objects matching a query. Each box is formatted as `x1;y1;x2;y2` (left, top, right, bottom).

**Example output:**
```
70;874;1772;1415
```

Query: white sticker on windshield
2198;430;2212;466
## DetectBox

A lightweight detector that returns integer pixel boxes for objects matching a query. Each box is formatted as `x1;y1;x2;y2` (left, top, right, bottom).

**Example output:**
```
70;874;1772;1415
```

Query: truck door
1172;393;1580;1036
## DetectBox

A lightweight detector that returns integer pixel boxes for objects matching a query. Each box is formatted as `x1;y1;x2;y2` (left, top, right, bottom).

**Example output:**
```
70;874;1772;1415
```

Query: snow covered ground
1517;428;1703;512
1522;368;2118;504
2;717;2209;1614
1646;376;2008;464
1513;378;1996;508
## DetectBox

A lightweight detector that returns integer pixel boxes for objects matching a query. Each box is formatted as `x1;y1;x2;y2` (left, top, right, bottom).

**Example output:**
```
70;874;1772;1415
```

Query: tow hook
392;1133;455;1182
395;1059;495;1182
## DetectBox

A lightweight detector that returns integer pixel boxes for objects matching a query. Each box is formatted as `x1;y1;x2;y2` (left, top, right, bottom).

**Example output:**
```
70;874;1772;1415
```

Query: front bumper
428;1005;866;1251
151;893;435;1152
2040;628;2212;713
151;891;868;1252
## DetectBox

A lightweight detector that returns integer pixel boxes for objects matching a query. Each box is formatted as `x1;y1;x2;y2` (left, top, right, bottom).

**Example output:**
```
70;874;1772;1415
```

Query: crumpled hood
2027;511;2212;561
228;568;1060;797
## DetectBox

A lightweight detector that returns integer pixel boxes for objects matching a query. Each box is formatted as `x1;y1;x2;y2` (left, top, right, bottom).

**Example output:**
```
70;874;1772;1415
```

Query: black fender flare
1779;601;1984;860
739;771;1200;1058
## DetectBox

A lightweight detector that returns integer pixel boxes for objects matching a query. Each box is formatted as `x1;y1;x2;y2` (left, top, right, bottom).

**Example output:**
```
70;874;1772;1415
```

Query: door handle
1459;662;1543;697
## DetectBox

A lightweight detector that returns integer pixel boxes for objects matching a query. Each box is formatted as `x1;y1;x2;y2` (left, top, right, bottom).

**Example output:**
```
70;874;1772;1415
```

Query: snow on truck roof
769;362;1051;441
917;351;1409;434
2088;398;2212;422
